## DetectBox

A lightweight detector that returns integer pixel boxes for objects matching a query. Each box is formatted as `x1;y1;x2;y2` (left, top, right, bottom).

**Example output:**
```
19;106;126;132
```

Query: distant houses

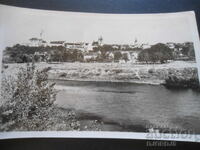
49;41;65;47
29;38;43;47
141;43;151;49
84;52;98;62
166;42;195;60
65;42;91;51
25;39;148;63
9;38;194;64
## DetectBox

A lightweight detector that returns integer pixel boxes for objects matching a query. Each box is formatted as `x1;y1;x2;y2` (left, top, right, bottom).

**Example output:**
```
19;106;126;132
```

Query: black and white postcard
0;5;200;142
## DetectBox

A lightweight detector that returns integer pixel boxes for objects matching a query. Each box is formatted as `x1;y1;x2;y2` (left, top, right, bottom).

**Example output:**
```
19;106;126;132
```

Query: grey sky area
0;4;195;49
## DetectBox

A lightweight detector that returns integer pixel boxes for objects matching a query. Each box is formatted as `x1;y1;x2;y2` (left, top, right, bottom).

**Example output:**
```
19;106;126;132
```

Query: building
49;41;65;47
130;51;140;63
141;43;151;49
83;52;98;62
108;52;114;60
65;42;89;51
29;38;44;47
166;42;175;49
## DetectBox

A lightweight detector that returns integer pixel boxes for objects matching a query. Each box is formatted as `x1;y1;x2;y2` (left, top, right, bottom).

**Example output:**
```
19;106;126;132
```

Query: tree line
138;43;174;63
137;43;195;63
3;42;195;64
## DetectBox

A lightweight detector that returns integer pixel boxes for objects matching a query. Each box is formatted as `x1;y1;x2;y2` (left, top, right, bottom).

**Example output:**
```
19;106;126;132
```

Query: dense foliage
0;63;104;131
0;63;57;130
138;43;174;63
3;42;195;63
164;68;200;89
3;45;84;63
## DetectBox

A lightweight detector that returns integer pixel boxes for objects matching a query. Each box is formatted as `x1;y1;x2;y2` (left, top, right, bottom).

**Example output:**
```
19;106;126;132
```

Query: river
54;80;200;133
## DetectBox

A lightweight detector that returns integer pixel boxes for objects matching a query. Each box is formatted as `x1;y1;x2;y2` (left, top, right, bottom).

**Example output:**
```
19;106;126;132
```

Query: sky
0;4;197;49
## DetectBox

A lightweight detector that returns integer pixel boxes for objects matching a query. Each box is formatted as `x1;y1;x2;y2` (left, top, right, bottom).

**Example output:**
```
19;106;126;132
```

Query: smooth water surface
55;80;200;132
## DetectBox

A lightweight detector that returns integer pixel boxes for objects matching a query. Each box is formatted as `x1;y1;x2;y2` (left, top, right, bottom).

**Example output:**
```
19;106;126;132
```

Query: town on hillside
3;36;195;64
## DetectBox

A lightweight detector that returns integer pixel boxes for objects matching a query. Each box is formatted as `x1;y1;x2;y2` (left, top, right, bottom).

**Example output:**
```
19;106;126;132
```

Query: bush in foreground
0;63;80;131
0;63;104;131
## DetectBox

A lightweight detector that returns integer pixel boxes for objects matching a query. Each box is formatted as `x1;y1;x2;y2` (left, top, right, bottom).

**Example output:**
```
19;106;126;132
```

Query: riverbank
46;61;198;87
46;107;193;133
51;107;200;133
3;61;198;86
43;107;105;131
164;68;199;89
1;103;194;133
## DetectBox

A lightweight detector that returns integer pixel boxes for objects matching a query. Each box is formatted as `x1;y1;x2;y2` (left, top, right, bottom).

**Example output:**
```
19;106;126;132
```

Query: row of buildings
26;38;193;63
27;37;151;51
27;39;146;63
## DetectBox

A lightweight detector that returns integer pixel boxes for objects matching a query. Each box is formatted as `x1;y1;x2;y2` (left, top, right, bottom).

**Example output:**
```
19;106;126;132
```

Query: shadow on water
171;116;200;134
50;79;149;87
76;110;196;133
97;89;137;94
76;110;149;132
54;79;200;133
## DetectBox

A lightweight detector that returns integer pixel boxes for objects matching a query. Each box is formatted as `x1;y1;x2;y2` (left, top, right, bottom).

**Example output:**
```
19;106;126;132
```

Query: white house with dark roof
49;41;65;47
65;42;90;51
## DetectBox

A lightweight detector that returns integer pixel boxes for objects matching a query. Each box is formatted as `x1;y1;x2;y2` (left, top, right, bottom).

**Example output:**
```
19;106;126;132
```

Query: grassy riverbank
3;61;198;86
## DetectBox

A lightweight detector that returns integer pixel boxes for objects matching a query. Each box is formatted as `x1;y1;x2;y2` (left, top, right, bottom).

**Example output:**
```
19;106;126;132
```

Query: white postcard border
0;5;200;142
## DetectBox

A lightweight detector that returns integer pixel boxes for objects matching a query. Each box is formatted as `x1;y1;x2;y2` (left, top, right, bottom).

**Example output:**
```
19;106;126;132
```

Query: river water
55;80;200;132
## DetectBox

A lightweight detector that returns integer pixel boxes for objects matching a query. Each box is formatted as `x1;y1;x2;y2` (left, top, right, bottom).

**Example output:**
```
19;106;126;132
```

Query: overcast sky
0;4;196;49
